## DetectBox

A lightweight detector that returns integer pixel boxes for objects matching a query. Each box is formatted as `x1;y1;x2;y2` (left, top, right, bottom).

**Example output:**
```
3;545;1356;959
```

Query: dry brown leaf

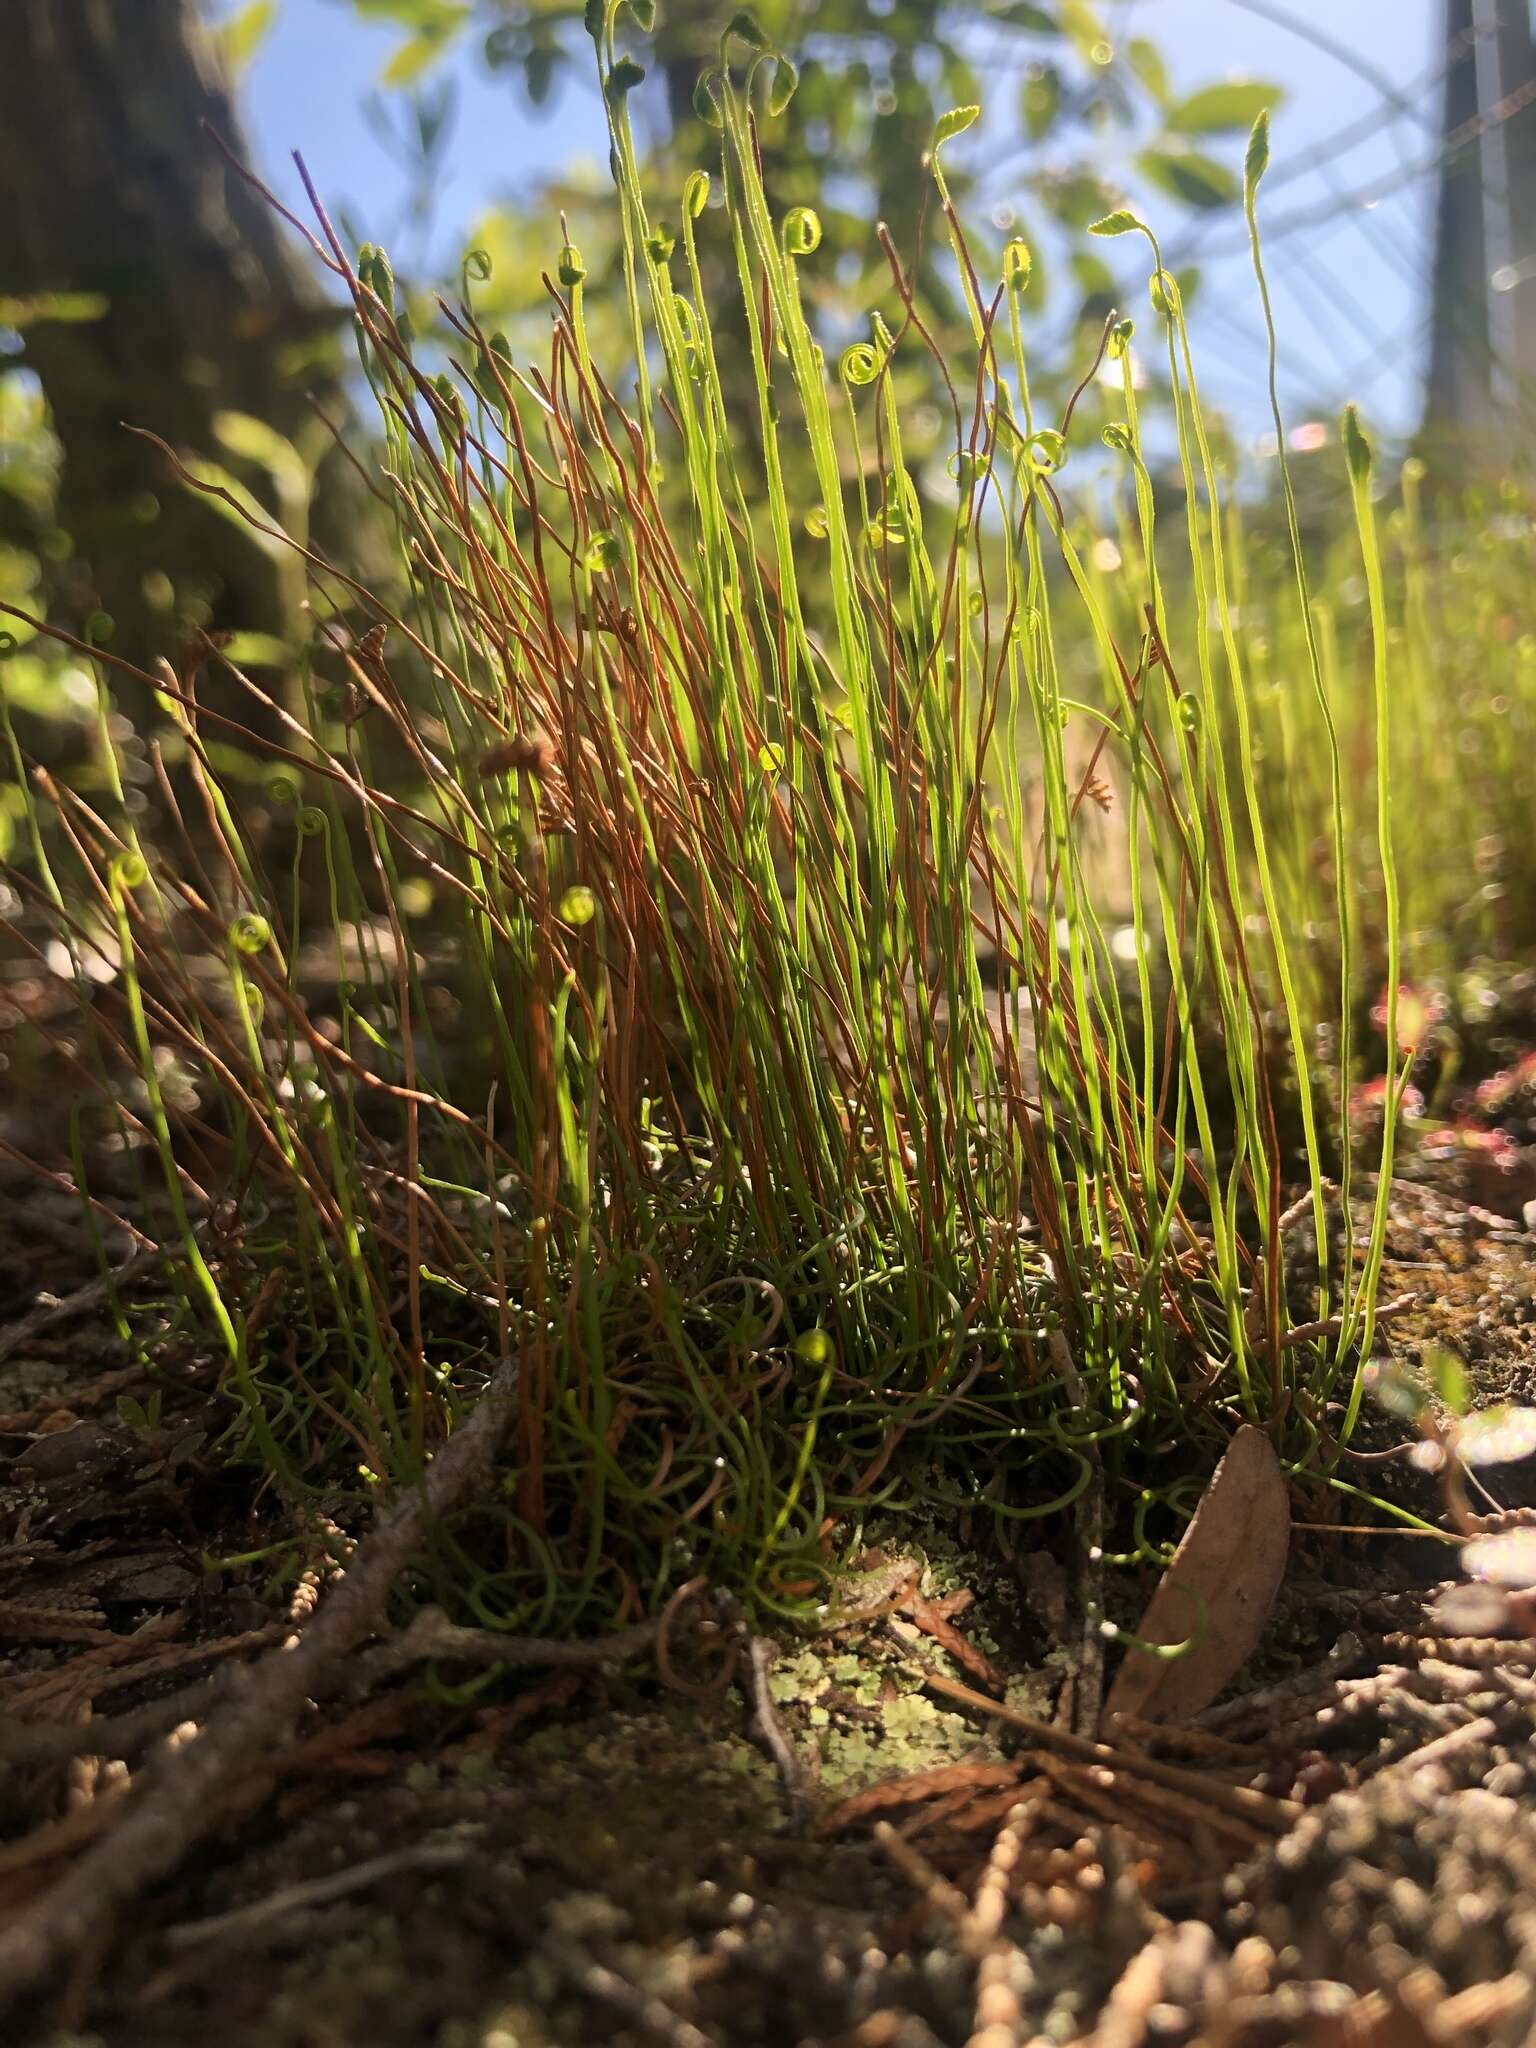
1102;1423;1289;1730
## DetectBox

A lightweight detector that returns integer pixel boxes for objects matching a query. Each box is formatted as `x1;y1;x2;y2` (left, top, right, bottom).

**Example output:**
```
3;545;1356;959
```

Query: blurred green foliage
3;0;1281;785
329;0;1283;353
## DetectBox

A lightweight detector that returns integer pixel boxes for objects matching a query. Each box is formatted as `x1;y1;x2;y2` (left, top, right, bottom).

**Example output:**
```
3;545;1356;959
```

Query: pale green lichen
816;1682;1000;1794
767;1647;833;1705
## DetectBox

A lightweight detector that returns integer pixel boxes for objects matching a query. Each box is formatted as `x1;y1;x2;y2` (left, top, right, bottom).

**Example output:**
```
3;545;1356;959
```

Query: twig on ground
919;1670;1301;1833
1102;1713;1263;1765
895;1589;1008;1695
0;1675;231;1771
817;1761;1028;1838
1359;1711;1501;1785
0;1603;662;1775
1279;1291;1416;1349
0;1355;520;2006
0;1247;160;1369
0;1784;129;1880
163;1837;478;1949
0;1364;152;1435
872;1821;970;1927
1046;1753;1272;1852
575;1957;714;2048
747;1635;811;1825
962;1794;1041;1956
1191;1631;1369;1736
353;1605;663;1685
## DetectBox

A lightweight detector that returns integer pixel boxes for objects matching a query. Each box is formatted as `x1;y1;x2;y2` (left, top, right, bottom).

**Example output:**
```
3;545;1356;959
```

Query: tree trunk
0;0;339;674
1422;0;1497;451
1490;0;1536;415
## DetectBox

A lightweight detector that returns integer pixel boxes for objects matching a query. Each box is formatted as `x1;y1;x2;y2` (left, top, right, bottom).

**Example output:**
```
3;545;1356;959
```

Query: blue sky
234;0;1441;441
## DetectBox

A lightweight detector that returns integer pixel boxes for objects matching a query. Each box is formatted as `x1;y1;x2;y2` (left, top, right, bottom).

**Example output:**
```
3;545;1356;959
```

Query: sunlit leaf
766;55;799;117
0;292;108;328
933;105;981;150
1245;109;1271;198
212;411;309;513
218;0;278;74
220;632;291;670
1430;1346;1469;1418
1060;0;1109;62
723;9;770;52
181;460;289;560
1169;80;1284;134
1126;37;1168;103
1342;402;1374;487
381;25;456;86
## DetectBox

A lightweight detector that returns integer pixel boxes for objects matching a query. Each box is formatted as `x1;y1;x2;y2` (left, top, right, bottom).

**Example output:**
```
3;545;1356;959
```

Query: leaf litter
1102;1425;1291;1731
1;1183;1536;2043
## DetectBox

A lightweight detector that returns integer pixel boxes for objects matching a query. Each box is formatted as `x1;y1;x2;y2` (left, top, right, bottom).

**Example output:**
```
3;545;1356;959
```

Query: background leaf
1169;80;1284;134
1059;0;1108;61
1126;37;1169;104
1020;63;1062;140
992;0;1060;29
382;30;448;86
217;0;279;74
1138;142;1240;209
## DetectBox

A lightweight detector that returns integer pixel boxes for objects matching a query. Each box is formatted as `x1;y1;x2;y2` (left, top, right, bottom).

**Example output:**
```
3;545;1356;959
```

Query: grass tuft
6;59;1522;1635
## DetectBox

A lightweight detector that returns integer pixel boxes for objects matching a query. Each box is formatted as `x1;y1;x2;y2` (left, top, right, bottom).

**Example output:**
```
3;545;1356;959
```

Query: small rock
111;1560;201;1602
17;1420;133;1478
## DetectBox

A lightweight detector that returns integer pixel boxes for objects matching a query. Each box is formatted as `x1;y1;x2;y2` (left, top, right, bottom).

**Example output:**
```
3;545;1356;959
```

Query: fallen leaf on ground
1102;1423;1289;1730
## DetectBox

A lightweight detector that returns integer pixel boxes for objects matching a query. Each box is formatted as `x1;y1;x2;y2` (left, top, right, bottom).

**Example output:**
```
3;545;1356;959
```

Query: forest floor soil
2;1148;1535;2048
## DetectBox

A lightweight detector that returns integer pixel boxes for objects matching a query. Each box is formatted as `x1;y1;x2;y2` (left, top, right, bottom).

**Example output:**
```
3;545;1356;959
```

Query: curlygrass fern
0;30;1482;1629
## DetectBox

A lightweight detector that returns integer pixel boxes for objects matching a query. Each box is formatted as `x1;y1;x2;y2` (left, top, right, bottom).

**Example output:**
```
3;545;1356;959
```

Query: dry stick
746;1635;811;1824
1279;1290;1416;1349
163;1837;478;1950
1191;1630;1369;1735
353;1604;663;1684
0;1363;153;1434
0;1676;231;1771
0;1606;662;1772
0;1357;520;2008
920;1671;1301;1833
1359;1711;1501;1786
0;1246;160;1368
872;1820;970;1927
